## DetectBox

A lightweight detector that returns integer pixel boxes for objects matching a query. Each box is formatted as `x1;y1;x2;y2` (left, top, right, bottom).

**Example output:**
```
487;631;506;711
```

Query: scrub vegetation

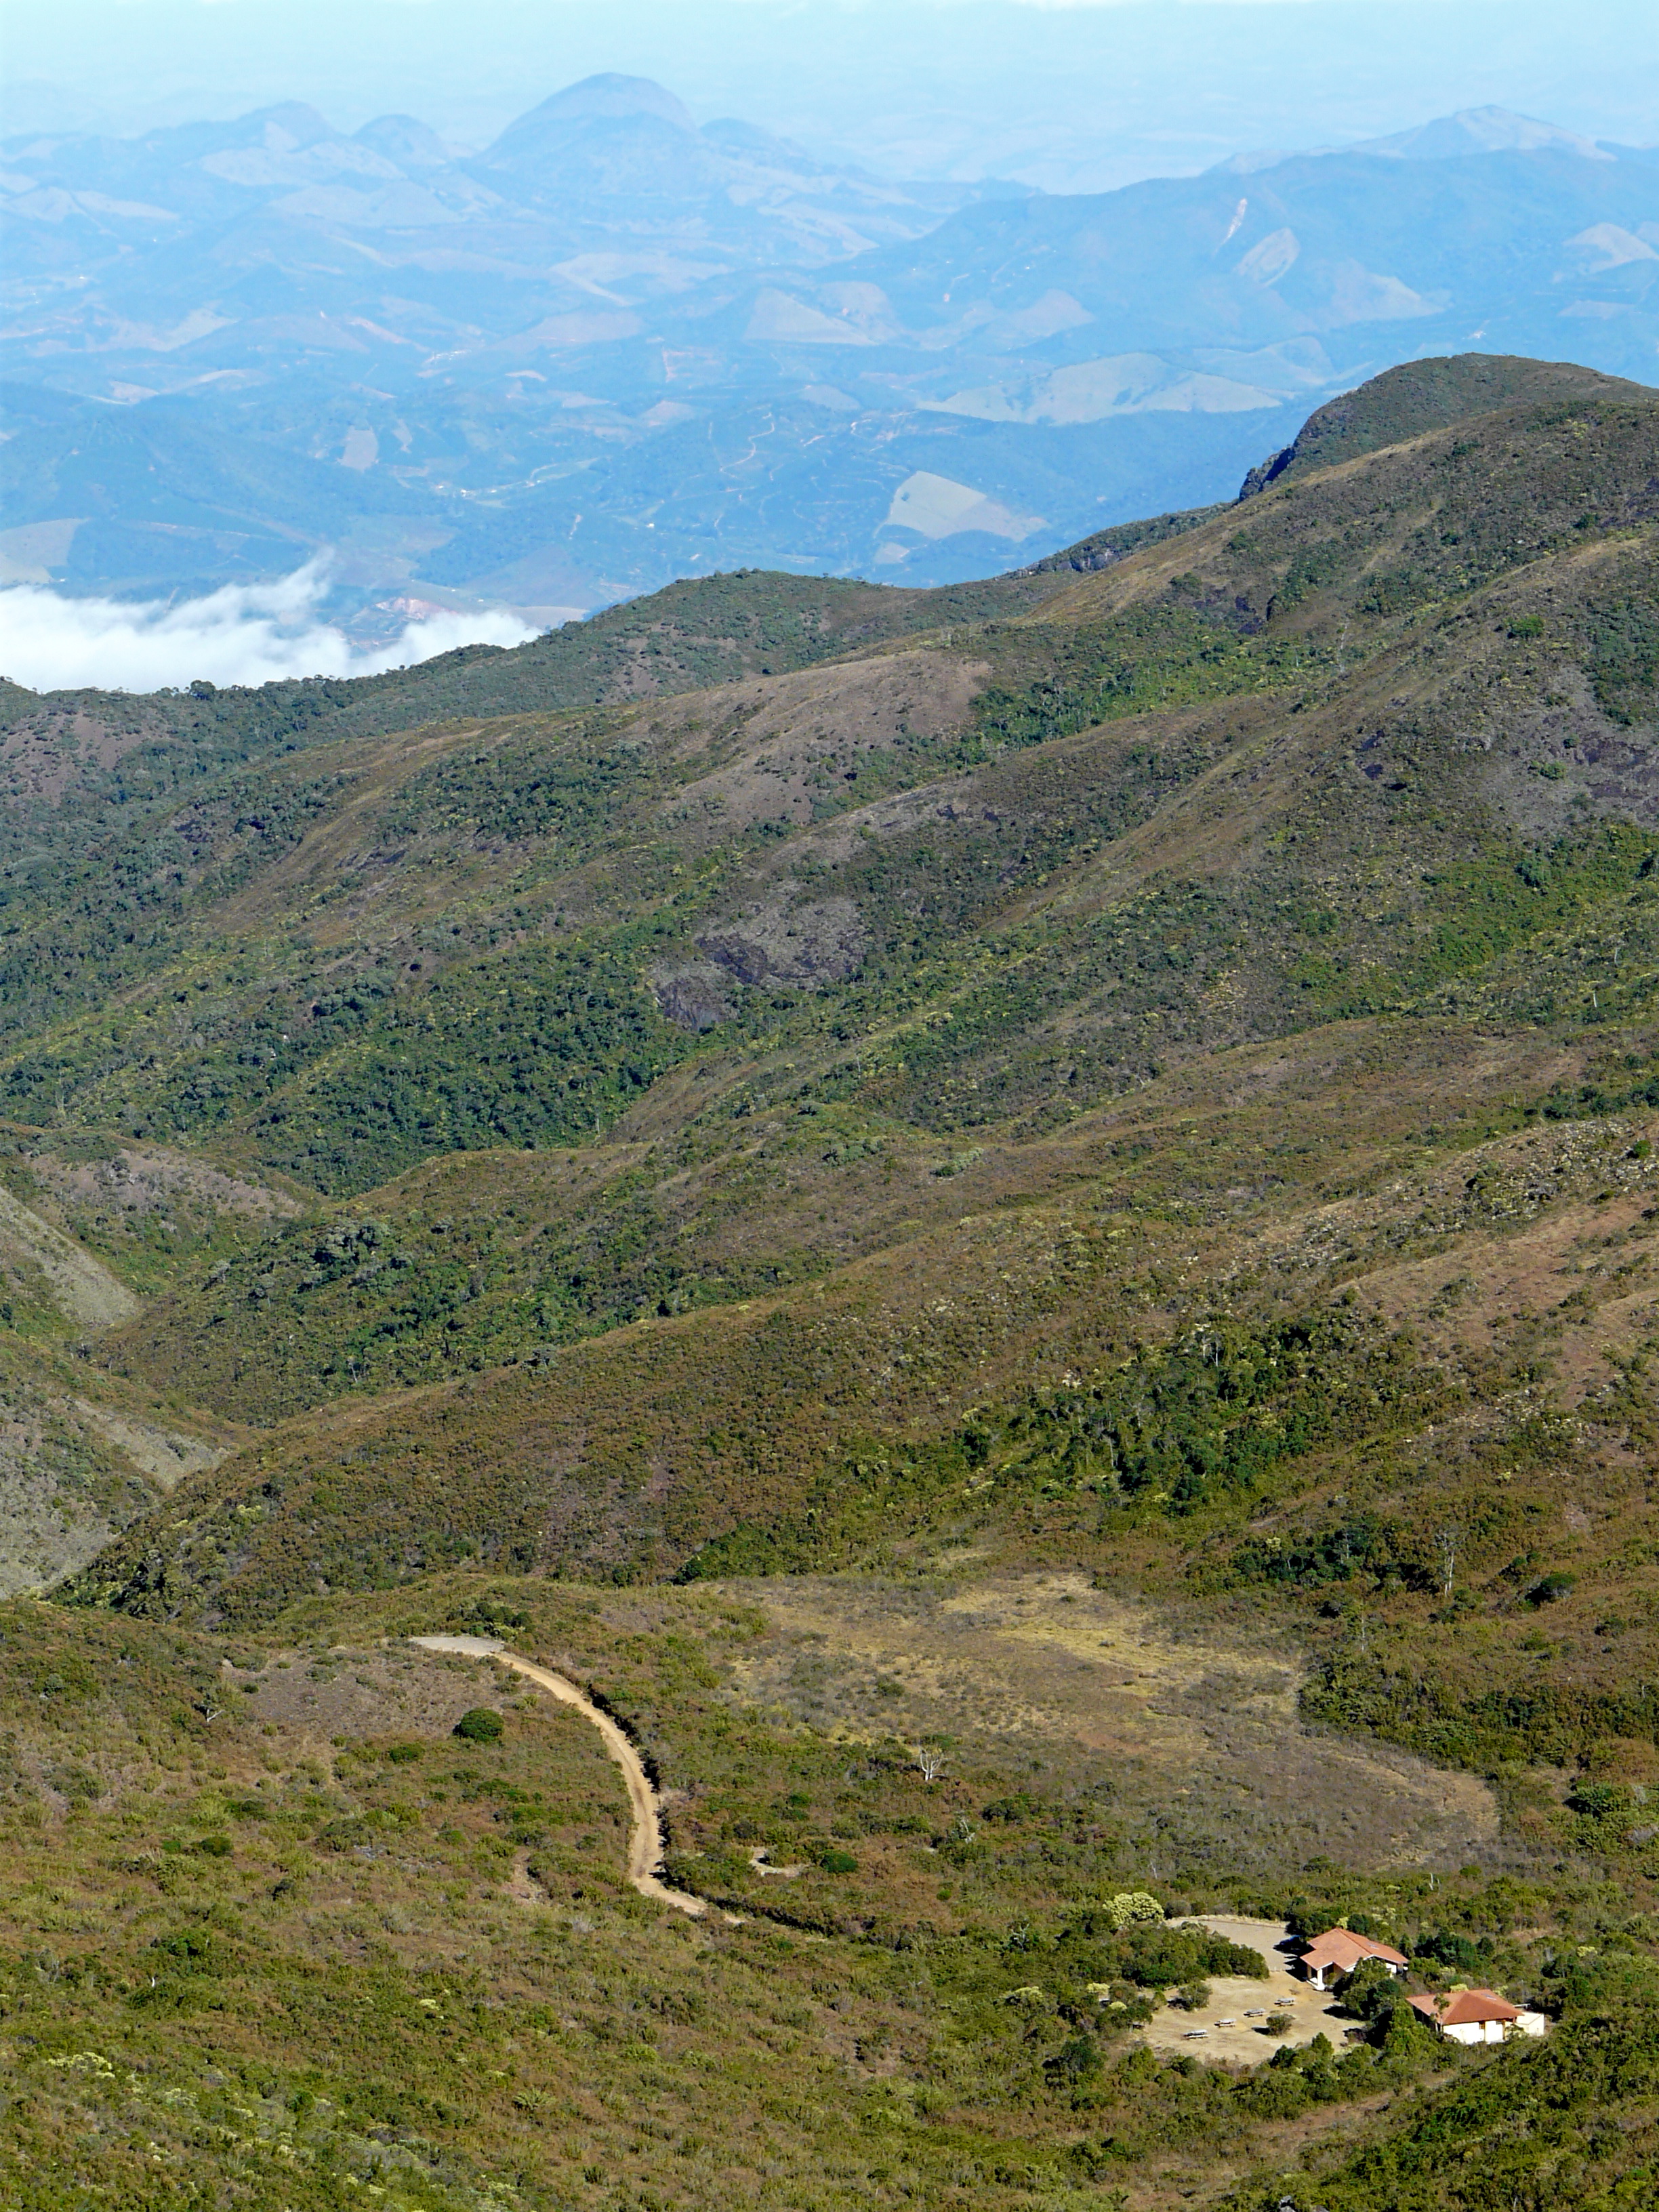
5;356;1659;2205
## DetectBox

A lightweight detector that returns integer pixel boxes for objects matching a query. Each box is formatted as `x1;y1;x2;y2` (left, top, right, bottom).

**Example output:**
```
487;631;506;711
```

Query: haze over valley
3;9;1659;2211
5;56;1659;674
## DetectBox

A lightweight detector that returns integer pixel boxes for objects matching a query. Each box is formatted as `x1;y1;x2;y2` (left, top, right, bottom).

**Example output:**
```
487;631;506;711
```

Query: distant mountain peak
236;101;341;152
493;75;696;146
1216;104;1616;177
1351;105;1614;163
353;113;452;169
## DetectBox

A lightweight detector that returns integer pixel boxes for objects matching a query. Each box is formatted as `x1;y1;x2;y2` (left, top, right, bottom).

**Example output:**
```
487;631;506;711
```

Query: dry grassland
722;1574;1498;1876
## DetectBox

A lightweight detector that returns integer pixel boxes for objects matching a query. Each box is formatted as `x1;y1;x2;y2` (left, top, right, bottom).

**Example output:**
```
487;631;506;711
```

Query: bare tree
915;1744;946;1784
1433;1526;1458;1599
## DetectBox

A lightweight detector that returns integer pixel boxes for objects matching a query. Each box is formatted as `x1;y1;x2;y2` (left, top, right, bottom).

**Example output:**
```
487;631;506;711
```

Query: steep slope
10;352;1659;2212
24;360;1659;1713
6;356;1654;1200
0;1164;237;1594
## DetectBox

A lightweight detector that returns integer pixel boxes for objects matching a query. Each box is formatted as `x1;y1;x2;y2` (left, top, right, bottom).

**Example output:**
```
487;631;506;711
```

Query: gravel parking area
1136;1916;1349;2066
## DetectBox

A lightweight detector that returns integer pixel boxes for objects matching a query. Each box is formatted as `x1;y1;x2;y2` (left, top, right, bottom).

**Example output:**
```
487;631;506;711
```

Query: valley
2;352;1659;2205
5;83;1659;618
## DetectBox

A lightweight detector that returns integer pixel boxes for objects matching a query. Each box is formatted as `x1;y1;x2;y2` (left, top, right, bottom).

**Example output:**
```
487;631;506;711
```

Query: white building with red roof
1408;1987;1549;2045
1296;1927;1409;1990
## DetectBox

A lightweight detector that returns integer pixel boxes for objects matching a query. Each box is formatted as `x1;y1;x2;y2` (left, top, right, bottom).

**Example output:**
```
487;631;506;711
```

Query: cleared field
1141;1916;1349;2066
723;1572;1500;1877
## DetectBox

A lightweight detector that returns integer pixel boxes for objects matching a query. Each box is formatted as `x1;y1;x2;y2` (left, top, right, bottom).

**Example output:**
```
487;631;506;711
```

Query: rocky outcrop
650;961;737;1032
695;894;866;989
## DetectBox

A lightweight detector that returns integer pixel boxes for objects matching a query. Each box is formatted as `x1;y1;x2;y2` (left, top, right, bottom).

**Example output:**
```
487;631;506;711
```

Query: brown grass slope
18;357;1659;2212
51;365;1659;1753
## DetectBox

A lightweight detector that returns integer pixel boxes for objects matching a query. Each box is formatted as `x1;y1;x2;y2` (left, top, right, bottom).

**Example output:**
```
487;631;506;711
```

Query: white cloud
0;562;538;695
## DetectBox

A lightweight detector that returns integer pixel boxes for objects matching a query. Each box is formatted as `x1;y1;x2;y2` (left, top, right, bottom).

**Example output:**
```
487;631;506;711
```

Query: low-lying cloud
0;564;539;695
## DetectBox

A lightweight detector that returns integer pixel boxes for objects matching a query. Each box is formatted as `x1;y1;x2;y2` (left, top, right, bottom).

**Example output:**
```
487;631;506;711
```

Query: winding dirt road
409;1635;712;1917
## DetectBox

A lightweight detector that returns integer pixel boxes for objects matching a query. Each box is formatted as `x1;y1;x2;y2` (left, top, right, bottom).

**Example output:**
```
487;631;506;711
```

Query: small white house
1296;1927;1408;1991
1409;1988;1549;2045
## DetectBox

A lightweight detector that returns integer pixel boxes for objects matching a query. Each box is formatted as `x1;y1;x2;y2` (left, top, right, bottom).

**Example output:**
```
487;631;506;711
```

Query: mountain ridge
3;349;1659;2209
0;350;1645;1568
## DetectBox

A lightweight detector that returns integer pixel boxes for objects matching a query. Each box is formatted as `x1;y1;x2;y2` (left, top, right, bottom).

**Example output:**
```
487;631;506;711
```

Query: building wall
1443;2018;1536;2045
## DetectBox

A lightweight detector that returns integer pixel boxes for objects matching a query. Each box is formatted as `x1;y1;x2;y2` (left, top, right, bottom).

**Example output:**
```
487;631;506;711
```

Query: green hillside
4;354;1659;2207
7;1574;1656;2212
0;565;1084;890
1235;350;1637;495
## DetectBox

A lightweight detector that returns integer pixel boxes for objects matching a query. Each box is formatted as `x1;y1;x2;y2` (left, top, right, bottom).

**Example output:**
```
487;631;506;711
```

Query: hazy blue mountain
1;85;1656;627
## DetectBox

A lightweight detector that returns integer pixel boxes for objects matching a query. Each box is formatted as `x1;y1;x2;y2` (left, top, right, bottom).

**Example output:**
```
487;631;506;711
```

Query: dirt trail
409;1635;713;1918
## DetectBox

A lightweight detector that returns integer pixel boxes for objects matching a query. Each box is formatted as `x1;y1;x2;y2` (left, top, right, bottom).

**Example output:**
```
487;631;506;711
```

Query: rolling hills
3;351;1659;2207
8;344;1659;1625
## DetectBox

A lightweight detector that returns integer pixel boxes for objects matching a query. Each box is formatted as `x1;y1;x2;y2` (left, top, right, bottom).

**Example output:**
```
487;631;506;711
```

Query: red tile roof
1410;1988;1519;2028
1299;1928;1408;1973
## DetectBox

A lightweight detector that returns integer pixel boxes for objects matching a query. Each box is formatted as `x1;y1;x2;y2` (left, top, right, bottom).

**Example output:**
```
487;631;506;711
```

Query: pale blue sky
3;0;1653;190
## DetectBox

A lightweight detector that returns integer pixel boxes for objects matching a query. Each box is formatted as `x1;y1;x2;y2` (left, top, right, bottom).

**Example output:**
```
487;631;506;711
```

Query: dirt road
409;1634;712;1918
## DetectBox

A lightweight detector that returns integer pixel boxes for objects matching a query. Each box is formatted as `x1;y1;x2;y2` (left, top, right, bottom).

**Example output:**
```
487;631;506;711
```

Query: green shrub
1109;1928;1265;1987
1336;1957;1405;2021
452;1707;504;1744
1103;1890;1164;1929
1046;2034;1103;2086
1568;1780;1633;1820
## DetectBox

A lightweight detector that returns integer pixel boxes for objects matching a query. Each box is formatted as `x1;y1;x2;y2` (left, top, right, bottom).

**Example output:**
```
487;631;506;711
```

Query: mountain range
3;83;1658;634
1;350;1659;2203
